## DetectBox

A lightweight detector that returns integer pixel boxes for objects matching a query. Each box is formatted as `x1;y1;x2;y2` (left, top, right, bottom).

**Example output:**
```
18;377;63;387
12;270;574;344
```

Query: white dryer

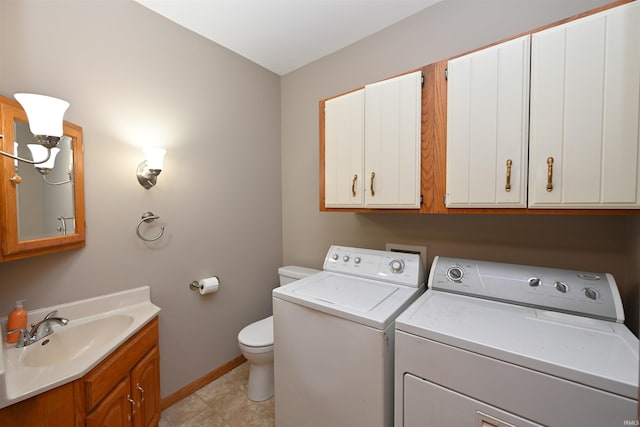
273;245;425;427
395;257;639;427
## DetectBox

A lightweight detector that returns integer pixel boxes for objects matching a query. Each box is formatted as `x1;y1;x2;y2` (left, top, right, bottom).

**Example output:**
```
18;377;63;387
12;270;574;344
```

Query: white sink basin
0;286;161;409
21;314;134;368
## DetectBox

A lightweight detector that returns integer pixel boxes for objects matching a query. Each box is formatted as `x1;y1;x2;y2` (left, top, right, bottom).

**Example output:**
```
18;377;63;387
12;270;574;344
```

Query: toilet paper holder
189;276;220;293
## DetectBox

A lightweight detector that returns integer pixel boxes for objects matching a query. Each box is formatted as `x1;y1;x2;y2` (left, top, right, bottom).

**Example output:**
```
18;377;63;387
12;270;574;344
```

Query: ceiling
133;0;442;76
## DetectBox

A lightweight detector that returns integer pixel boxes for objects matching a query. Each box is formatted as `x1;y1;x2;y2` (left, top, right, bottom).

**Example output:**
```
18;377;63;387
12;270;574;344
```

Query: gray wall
280;0;640;334
0;0;282;398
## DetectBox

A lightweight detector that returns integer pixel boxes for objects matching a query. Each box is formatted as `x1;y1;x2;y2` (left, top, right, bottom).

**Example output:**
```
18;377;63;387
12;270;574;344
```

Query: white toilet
237;265;319;401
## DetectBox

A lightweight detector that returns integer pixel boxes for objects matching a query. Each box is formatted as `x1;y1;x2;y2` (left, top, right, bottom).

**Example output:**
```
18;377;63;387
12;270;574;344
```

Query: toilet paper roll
198;276;220;295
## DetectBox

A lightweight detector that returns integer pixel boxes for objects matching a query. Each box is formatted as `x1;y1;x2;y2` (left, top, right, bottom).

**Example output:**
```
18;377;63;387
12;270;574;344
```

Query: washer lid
396;291;639;399
273;271;424;329
238;316;273;347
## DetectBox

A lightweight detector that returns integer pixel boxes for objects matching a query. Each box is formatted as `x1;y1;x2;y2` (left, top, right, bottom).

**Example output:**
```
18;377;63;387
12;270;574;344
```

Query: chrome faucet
8;310;69;348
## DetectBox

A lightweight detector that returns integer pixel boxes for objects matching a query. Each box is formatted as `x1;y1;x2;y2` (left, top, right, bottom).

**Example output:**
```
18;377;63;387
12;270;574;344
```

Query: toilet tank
278;266;319;286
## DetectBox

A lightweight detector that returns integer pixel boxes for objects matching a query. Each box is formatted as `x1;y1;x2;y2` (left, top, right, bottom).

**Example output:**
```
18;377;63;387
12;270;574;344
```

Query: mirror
0;95;85;261
14;120;76;240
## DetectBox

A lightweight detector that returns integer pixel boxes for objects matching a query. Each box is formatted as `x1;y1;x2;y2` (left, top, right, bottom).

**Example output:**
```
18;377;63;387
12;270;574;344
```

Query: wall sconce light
0;93;70;164
27;143;72;185
136;147;166;189
27;144;60;174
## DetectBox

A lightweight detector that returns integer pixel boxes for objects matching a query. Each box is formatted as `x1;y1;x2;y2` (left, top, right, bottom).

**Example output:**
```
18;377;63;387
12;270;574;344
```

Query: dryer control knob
554;281;568;293
584;287;599;300
343;255;350;262
354;257;361;264
390;259;404;273
446;266;464;283
528;277;541;287
332;254;339;261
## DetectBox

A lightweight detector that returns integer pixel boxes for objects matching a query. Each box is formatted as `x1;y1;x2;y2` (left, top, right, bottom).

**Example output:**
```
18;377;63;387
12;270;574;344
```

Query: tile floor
159;362;275;427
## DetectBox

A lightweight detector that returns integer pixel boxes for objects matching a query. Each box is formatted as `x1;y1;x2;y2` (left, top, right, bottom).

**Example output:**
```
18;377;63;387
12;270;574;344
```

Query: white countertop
0;286;161;409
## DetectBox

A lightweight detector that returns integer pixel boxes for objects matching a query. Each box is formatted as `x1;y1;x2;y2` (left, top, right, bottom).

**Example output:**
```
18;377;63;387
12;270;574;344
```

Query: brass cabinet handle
505;159;512;192
10;175;22;184
137;383;145;406
127;394;136;421
370;171;376;197
546;157;554;192
351;174;358;197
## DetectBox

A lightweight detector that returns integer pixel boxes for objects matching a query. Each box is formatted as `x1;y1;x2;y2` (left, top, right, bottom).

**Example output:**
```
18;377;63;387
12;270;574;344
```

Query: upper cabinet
0;96;85;261
444;1;640;210
446;35;530;208
324;89;365;208
528;2;640;208
321;70;423;210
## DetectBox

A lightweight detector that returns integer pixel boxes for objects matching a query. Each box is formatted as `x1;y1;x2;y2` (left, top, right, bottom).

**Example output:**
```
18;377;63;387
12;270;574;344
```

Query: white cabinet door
529;2;640;208
324;89;365;208
445;35;530;208
365;71;422;208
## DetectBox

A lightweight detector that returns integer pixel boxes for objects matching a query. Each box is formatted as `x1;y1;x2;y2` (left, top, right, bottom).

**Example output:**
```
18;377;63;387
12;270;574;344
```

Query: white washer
395;256;639;427
273;245;425;427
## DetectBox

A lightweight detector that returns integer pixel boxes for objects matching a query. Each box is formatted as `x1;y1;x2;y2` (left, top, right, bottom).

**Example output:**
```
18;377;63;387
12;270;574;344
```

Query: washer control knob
584;287;599;300
528;277;541;287
554;281;568;293
332;254;339;261
390;259;404;273
343;255;350;262
354;257;361;264
446;266;464;283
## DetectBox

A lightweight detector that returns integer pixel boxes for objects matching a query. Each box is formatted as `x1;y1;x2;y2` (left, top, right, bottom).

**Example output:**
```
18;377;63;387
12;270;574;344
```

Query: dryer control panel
428;256;624;322
324;245;425;287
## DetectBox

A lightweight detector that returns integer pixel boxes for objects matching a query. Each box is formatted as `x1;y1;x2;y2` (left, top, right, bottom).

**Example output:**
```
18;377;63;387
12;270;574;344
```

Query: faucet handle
7;327;29;348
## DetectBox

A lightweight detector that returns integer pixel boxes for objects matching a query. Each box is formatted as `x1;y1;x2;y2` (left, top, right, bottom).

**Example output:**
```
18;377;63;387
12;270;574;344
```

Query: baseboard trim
160;354;247;410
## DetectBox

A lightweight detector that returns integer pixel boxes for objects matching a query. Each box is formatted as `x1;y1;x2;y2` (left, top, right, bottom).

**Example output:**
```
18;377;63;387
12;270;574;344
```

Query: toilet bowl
238;265;318;401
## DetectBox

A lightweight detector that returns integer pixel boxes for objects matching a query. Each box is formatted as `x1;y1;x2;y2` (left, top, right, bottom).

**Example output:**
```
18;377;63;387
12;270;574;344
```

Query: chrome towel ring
136;211;165;242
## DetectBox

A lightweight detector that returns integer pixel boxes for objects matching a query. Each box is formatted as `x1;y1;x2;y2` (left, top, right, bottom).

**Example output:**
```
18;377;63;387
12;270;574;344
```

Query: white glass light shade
27;144;59;168
143;147;166;171
14;93;69;138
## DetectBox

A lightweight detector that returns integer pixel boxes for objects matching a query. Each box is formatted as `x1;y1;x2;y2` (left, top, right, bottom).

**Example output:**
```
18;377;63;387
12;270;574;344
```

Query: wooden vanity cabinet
0;382;75;426
80;317;160;427
0;317;159;427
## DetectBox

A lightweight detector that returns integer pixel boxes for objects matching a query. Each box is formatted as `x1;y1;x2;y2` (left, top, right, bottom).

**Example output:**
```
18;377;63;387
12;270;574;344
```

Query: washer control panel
324;245;424;287
429;256;624;322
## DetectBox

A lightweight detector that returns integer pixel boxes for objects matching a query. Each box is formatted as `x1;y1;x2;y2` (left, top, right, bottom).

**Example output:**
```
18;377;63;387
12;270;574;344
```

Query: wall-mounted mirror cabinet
0;95;85;262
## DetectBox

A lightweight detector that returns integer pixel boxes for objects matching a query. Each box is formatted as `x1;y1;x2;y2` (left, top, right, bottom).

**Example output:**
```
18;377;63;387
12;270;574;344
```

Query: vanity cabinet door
528;2;640;208
131;346;161;427
445;35;530;208
0;382;75;426
86;378;131;427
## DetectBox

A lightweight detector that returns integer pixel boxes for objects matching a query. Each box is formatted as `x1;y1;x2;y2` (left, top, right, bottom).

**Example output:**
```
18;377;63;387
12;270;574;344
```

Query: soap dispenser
7;300;27;344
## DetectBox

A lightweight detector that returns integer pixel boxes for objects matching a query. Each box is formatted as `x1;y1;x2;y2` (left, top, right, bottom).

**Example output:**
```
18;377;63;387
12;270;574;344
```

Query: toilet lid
238;315;273;347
